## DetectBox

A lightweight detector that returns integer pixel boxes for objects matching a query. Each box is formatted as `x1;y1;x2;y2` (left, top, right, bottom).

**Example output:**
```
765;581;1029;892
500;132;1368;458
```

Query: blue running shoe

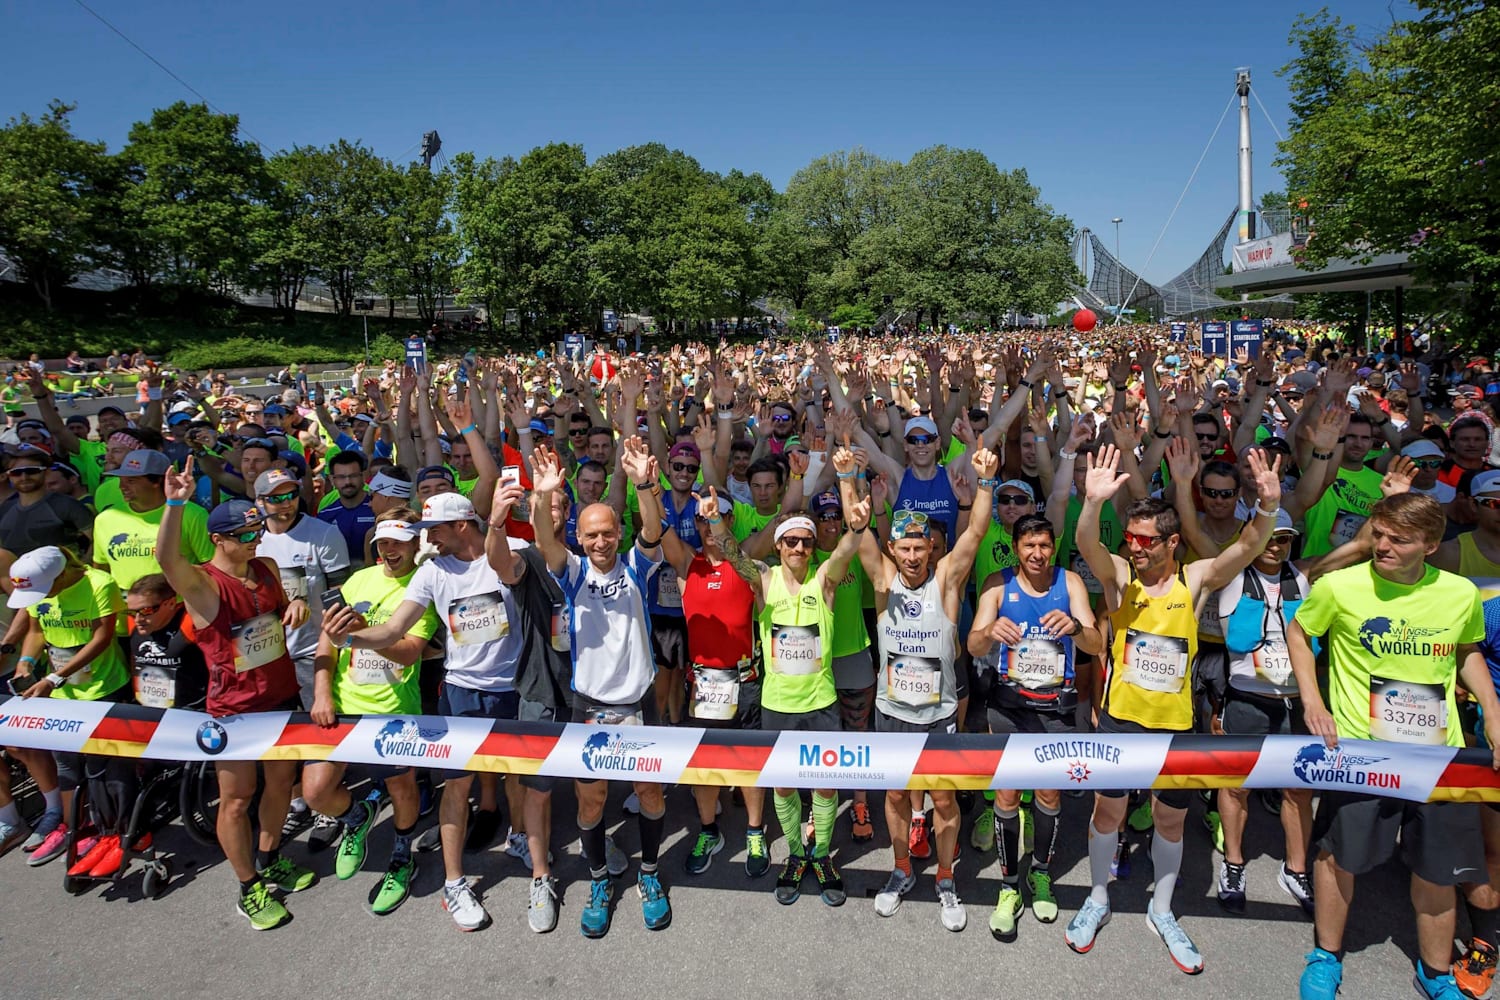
638;872;672;930
1299;948;1343;1000
580;876;613;938
1065;897;1111;953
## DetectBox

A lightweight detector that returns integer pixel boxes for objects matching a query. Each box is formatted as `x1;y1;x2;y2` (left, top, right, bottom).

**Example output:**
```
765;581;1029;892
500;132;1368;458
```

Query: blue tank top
895;467;958;543
993;566;1077;708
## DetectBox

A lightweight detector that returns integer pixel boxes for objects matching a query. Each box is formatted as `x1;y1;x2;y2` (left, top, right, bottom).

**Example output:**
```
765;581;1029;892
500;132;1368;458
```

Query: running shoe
528;875;559;933
442;879;490;931
873;867;916;917
1127;797;1154;832
464;808;501;851
850;800;875;842
580;876;614;938
1146;906;1204;974
258;855;318;893
307;812;343;852
809;853;846;907
1279;863;1316;917
1217;859;1247;914
989;885;1024;941
69;834;119;877
685;829;724;875
22;807;62;851
745;829;770;879
1064;898;1111;953
1111;836;1131;879
26;823;68;867
775;854;808;905
238;880;290;931
909;812;932;860
970;806;995;852
87;836;126;878
335;800;375;880
0;820;29;857
638;872;672;929
1027;869;1059;923
280;804;311;842
1300;948;1343;1000
371;857;415;916
504;830;552;869
1415;961;1466;1000
1203;809;1225;854
73;833;99;859
1454;938;1496;1000
936;876;967;932
622;791;641;816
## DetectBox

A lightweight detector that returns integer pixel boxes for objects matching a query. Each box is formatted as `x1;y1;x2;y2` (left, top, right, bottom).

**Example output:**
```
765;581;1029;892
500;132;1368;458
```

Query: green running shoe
745;829;770;879
258;855;319;893
238;880;290;931
1127;797;1154;833
336;800;376;880
989;885;1024;942
1027;869;1059;923
372;856;415;915
685;829;724;875
970;806;995;852
1203;810;1225;855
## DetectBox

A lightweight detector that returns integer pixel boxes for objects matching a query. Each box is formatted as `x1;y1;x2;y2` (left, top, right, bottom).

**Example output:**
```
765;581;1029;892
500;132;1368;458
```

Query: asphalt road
0;780;1430;1000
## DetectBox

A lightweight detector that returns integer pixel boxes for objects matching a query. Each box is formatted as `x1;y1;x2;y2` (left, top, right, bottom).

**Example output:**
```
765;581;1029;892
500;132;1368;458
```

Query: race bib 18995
1121;629;1189;694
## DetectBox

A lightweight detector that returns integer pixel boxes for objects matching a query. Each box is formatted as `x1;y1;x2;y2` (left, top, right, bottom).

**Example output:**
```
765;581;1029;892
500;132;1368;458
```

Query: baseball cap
104;449;172;477
668;441;701;463
1472;470;1500;497
167;411;193;426
253;469;300;497
373;518;419;542
528;419;552;437
368;470;413;499
6;546;67;609
904;416;939;438
206;499;265;536
1401;439;1445;461
1270;509;1300;536
810;490;842;514
413;491;481;528
97;404;126;418
263;403;288;416
996;479;1037;503
169;401;196;416
1455;385;1483;399
773;516;816;542
416;465;455;486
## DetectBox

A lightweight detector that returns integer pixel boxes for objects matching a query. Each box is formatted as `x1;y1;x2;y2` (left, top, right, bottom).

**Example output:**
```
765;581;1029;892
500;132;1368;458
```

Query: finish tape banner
4;697;1499;803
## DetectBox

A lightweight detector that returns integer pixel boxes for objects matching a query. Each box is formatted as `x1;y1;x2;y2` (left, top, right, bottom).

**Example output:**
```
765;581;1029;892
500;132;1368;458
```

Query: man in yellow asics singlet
1431;469;1500;585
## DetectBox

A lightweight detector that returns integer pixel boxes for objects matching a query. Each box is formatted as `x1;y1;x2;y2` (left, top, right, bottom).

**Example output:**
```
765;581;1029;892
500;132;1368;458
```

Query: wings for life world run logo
582;731;663;774
1357;617;1452;658
1291;743;1401;790
373;719;452;760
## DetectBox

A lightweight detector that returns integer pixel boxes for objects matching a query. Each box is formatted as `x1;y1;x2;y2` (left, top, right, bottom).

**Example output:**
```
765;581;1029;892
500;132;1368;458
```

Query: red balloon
1073;309;1097;333
590;353;616;382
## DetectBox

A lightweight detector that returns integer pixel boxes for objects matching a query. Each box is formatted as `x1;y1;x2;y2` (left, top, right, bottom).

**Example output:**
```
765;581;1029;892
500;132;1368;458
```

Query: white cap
413;491;480;528
903;416;938;438
773;516;816;542
1472;469;1500;497
1400;439;1445;461
169;401;197;416
368;470;412;499
7;546;66;609
1270;508;1300;536
373;519;419;542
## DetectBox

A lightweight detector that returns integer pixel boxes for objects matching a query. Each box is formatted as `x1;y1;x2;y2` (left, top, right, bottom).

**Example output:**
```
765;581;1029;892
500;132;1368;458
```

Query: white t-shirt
405;550;524;692
557;547;660;705
257;514;352;660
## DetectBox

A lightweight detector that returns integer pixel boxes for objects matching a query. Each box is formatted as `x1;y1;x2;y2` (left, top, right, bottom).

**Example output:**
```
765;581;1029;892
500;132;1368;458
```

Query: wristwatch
0;642;14;656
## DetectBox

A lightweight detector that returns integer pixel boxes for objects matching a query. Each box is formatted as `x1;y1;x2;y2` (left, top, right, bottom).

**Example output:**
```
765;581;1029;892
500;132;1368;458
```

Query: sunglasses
1201;486;1238;500
1411;458;1444;470
1195;432;1219;442
262;491;298;505
1268;532;1298;544
996;494;1032;507
569;427;589;436
1123;530;1166;549
780;534;815;549
1475;497;1500;510
770;413;794;423
816;511;842;522
670;462;700;474
131;600;172;617
219;528;264;544
6;466;45;477
906;434;937;446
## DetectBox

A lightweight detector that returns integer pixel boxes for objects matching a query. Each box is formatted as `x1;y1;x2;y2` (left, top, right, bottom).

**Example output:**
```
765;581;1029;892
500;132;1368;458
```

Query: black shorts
1095;710;1193;810
1221;687;1307;737
649;615;689;673
689;677;762;731
435;683;519;781
1312;792;1486;886
987;703;1075;737
761;703;841;732
875;710;957;735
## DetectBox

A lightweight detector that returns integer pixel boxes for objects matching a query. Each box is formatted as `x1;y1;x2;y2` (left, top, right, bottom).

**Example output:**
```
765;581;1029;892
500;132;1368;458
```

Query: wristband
1068;615;1084;637
46;672;67;688
1310;449;1334;461
705;515;722;525
1153;429;1172;439
634;481;655;491
343;635;355;650
1058;449;1078;461
1018;379;1033;389
789;472;803;480
958;503;973;511
1114;383;1128;392
836;470;857;480
1255;503;1279;519
166;498;187;507
459;423;478;435
977;477;1000;489
878;430;891;438
1256;379;1274;387
18;655;38;668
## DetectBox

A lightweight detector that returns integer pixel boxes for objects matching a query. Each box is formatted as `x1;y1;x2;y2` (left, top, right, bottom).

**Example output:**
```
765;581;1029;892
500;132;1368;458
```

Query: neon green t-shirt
1056;494;1122;596
93;476;125;513
758;564;837;714
93;501;214;591
975;518;1021;593
72;439;107;494
1301;465;1385;559
732;501;780;543
30;568;129;701
1295;563;1482;747
812;547;872;657
330;566;440;715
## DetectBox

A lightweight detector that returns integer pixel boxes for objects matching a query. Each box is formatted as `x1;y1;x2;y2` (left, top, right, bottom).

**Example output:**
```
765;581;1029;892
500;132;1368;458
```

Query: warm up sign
2;698;1497;802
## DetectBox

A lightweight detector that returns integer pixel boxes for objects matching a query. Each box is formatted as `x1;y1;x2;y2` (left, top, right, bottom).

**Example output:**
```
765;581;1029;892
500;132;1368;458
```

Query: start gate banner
3;698;1496;802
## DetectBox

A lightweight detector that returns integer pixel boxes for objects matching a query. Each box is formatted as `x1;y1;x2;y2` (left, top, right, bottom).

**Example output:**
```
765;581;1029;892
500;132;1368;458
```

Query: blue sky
5;0;1398;284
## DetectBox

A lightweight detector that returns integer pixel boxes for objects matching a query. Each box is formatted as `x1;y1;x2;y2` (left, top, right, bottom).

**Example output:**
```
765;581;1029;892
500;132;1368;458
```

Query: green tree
0;101;107;309
777;149;900;315
371;162;459;324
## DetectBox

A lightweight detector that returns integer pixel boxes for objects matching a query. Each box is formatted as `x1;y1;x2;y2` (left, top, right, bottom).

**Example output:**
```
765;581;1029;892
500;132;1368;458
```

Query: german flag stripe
685;732;775;773
275;722;354;749
473;728;559;764
678;767;763;787
1432;758;1500;802
467;753;545;775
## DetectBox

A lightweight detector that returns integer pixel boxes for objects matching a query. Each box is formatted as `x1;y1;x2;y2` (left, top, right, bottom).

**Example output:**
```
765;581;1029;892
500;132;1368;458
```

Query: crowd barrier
3;697;1497;803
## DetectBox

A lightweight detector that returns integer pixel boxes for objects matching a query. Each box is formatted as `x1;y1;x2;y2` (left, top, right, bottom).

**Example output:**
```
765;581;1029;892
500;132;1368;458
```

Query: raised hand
447;398;474;429
530;445;566;493
844;491;873;532
831;436;857;477
787;448;810;478
165;456;196;502
620;434;655;484
1109;409;1142;450
971;445;999;481
1308;403;1349;452
1083;445;1132;502
1245;446;1282;506
490;479;526;524
1165;436;1200;484
1400;361;1422;394
1380;455;1417;498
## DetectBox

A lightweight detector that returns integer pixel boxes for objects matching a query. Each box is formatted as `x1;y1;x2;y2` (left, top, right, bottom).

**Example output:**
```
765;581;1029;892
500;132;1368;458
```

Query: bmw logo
196;720;228;755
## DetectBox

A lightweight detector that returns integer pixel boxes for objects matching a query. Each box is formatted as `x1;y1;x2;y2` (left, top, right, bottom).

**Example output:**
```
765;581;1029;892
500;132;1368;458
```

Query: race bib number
135;665;176;708
350;647;405;686
230;613;287;673
550;601;570;653
1120;629;1189;694
1252;638;1293;687
1008;636;1066;689
47;645;91;688
1197;593;1224;640
279;566;309;601
656;566;682;610
770;624;821;676
886;654;941;707
1071;553;1102;595
1330;511;1367;547
447;592;508;646
1369;676;1448;745
691;667;740;721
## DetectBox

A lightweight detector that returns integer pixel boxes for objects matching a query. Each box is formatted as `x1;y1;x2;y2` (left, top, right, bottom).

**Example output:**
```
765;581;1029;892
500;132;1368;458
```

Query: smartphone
501;465;522;488
319;588;346;613
8;673;35;696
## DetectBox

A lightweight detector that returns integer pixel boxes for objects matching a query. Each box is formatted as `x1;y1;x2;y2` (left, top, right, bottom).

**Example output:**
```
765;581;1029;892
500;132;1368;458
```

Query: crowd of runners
3;320;1500;999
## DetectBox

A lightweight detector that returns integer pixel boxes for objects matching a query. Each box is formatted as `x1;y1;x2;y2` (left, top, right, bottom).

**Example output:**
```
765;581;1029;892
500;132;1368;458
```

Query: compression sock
774;791;804;857
996;807;1021;884
1032;801;1061;872
811;791;837;857
42;787;62;813
936;864;954;883
391;823;415;865
579;817;608;879
1088;822;1114;906
1150;833;1184;915
638;807;665;867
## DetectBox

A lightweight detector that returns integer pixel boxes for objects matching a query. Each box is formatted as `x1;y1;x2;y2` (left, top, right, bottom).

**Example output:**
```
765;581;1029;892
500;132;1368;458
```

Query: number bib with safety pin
1071;554;1102;595
135;665;176;708
1369;676;1448;745
885;654;941;707
691;666;740;721
1252;638;1294;687
447;592;508;645
47;645;91;688
230;613;287;673
1008;637;1066;690
770;624;821;676
656;566;682;610
350;647;405;687
1330;511;1367;547
550;601;570;653
1121;629;1189;694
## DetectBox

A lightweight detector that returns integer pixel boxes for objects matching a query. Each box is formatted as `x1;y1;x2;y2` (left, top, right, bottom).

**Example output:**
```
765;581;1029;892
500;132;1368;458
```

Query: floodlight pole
1236;69;1255;243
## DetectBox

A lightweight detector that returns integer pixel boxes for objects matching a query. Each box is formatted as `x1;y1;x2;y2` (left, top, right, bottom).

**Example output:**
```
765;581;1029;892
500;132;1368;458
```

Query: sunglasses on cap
670;461;699;474
815;510;842;522
1200;486;1238;500
905;434;937;446
1123;530;1166;549
240;436;277;450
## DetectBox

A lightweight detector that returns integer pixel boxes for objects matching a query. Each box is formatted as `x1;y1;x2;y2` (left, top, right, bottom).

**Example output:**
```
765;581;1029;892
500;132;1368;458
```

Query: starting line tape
3;697;1498;803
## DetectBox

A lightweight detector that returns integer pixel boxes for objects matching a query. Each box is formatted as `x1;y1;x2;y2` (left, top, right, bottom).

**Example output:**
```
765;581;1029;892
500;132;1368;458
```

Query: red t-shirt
681;553;755;669
199;560;299;717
